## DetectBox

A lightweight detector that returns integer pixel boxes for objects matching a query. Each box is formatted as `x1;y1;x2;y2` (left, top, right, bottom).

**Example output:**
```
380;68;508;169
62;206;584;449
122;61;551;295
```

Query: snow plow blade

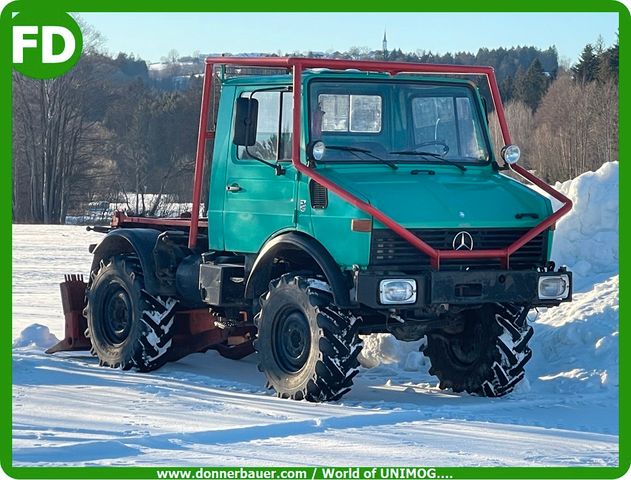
46;274;92;354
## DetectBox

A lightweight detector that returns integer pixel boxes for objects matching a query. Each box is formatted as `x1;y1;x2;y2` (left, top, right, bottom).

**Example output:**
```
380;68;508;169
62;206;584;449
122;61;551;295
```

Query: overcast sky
79;12;619;64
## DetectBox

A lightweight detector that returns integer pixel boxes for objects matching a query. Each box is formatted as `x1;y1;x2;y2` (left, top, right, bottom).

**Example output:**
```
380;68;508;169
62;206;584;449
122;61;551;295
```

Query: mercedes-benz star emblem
452;231;474;251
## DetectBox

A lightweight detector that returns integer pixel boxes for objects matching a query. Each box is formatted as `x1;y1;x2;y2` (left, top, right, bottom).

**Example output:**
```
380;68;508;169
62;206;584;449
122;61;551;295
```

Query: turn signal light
351;219;372;232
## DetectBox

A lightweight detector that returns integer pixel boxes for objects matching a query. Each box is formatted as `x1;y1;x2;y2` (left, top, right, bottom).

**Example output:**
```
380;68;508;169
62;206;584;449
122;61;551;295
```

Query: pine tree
597;39;618;83
500;76;514;102
514;59;549;111
607;40;619;77
572;44;599;84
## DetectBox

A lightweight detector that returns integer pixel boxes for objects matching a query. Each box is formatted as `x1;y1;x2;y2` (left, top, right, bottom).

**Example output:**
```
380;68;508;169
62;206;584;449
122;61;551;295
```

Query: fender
245;232;351;307
90;228;176;297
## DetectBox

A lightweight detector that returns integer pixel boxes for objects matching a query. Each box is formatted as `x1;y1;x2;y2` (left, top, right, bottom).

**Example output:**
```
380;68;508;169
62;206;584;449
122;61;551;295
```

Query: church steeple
382;30;388;59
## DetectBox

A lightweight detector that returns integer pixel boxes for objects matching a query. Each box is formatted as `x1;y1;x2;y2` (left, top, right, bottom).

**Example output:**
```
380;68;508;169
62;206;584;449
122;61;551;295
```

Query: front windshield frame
307;77;495;167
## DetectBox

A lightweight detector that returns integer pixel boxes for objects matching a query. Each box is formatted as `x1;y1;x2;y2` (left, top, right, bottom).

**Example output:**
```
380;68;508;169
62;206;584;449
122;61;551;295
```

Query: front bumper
355;269;572;309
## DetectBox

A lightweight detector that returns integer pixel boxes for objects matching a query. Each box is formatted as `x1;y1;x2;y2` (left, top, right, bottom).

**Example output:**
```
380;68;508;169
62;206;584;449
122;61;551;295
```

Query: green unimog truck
49;57;573;402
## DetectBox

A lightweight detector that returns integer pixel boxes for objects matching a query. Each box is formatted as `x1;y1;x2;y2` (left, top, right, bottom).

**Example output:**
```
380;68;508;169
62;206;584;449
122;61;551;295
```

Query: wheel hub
273;309;311;373
446;319;487;367
102;284;132;344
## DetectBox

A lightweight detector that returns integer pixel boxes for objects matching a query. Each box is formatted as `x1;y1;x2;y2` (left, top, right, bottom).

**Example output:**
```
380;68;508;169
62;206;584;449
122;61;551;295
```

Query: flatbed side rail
191;57;572;269
111;211;208;229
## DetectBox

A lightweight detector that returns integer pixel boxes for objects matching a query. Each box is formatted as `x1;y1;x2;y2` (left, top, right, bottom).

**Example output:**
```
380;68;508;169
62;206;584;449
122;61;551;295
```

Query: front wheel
423;303;533;397
254;274;363;402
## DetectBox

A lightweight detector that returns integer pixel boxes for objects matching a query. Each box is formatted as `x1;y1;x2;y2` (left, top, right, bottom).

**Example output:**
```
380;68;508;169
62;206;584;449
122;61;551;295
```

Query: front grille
370;228;548;271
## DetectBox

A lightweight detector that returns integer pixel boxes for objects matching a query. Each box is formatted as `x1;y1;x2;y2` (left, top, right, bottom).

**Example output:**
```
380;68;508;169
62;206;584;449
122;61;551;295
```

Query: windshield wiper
389;150;467;172
327;145;398;170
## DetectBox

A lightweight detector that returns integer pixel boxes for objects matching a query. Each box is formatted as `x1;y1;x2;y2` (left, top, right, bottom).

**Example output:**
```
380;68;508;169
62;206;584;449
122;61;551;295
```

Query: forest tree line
12;35;618;224
488;40;618;182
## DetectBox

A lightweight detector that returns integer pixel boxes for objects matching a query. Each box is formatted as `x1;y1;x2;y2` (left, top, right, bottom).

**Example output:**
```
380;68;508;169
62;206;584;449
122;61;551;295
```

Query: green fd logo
11;11;83;79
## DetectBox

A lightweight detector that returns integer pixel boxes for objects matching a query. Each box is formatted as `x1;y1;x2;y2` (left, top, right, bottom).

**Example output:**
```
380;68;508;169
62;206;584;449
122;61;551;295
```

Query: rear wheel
85;254;177;371
254;274;363;402
423;303;533;397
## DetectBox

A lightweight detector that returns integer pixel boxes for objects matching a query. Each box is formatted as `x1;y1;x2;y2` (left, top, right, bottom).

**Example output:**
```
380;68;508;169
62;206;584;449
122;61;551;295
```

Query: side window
318;94;381;133
456;97;485;160
279;92;292;160
238;91;293;161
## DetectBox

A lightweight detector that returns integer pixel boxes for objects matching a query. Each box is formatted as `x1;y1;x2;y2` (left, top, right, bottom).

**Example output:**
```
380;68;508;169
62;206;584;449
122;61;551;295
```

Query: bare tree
489;100;534;168
12;54;111;223
490;73;617;182
530;74;618;182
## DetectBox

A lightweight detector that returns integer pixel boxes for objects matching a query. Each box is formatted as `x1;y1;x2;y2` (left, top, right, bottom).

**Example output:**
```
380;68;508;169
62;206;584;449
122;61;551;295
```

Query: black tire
254;274;362;402
85;254;178;371
424;303;533;397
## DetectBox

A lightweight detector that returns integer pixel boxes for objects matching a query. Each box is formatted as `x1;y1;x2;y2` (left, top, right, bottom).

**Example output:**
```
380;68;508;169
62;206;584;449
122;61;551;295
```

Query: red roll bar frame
189;57;572;269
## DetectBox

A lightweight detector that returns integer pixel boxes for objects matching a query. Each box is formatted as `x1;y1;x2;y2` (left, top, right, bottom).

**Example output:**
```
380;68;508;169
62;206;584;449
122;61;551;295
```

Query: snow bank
358;334;426;369
13;324;59;350
551;162;618;279
525;162;619;394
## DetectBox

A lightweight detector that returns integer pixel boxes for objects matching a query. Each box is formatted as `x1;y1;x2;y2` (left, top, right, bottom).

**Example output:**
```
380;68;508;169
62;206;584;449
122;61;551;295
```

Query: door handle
226;183;242;192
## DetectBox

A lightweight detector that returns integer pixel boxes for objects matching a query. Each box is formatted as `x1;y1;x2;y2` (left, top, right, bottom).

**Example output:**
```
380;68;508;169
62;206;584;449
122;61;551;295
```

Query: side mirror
233;97;258;146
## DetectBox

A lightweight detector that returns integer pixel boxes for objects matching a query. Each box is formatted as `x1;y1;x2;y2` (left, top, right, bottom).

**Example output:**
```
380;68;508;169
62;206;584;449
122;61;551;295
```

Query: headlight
501;144;521;164
311;141;325;161
538;275;570;300
379;279;417;304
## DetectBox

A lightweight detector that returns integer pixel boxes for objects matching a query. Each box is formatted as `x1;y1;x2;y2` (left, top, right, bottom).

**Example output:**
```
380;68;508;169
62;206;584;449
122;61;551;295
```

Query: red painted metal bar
487;66;512;146
189;62;214;249
113;212;208;229
476;69;572;261
206;56;497;76
291;62;443;268
200;57;572;269
291;63;303;170
434;69;574;267
505;164;573;254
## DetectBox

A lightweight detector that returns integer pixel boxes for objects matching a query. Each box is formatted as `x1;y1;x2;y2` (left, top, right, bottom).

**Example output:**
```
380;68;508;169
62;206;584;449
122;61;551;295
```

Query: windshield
309;80;491;164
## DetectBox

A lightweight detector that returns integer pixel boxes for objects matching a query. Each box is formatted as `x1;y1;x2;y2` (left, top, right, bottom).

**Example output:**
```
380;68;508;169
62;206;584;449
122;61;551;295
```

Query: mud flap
46;275;92;354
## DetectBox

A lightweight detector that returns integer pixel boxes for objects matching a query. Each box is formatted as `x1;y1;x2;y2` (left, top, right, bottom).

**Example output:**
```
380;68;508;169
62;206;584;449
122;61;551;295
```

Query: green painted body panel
309;184;372;270
223;162;297;253
209;72;554;269
305;163;551;268
207;84;235;251
209;79;298;253
315;164;551;229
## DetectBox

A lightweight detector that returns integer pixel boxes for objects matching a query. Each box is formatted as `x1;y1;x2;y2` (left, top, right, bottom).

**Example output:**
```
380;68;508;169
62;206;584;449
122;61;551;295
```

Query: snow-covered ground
12;163;619;467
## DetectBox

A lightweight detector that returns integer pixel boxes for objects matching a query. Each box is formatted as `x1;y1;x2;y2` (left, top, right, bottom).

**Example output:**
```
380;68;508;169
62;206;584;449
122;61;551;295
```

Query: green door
223;89;296;253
